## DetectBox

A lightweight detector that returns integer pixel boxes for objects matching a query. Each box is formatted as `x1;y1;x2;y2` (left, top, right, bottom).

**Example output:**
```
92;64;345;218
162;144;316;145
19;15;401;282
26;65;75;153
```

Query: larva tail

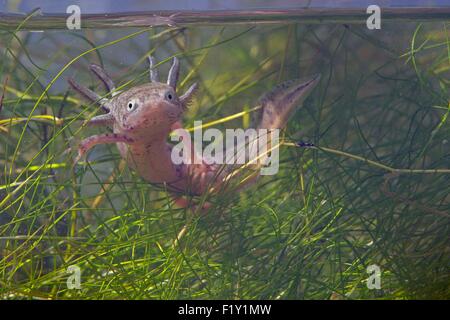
253;74;321;130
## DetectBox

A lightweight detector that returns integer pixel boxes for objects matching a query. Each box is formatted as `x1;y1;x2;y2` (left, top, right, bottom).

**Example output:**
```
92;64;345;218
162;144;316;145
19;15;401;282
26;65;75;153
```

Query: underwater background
0;1;449;299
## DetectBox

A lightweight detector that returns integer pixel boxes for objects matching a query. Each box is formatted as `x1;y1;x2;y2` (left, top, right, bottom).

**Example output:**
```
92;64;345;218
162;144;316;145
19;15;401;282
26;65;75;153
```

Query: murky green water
0;9;449;299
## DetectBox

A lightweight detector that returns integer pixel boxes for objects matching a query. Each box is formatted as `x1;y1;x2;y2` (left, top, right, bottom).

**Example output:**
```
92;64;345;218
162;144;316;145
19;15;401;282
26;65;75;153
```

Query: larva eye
165;91;174;101
127;100;137;112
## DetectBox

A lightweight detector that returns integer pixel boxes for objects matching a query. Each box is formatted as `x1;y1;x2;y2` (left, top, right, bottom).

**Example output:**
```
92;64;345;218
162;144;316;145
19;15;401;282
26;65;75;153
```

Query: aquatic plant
0;15;449;299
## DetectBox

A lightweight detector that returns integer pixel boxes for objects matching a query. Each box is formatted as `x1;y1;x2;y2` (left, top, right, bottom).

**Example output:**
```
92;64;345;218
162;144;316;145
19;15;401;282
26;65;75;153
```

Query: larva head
110;82;183;138
75;56;198;141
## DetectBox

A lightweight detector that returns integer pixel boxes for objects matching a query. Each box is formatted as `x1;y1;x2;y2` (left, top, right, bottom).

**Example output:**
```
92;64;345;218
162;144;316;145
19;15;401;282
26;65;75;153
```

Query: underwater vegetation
0;14;449;299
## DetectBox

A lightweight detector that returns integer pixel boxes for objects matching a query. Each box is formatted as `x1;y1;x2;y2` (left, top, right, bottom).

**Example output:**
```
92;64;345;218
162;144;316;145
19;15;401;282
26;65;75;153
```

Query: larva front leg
74;133;134;164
